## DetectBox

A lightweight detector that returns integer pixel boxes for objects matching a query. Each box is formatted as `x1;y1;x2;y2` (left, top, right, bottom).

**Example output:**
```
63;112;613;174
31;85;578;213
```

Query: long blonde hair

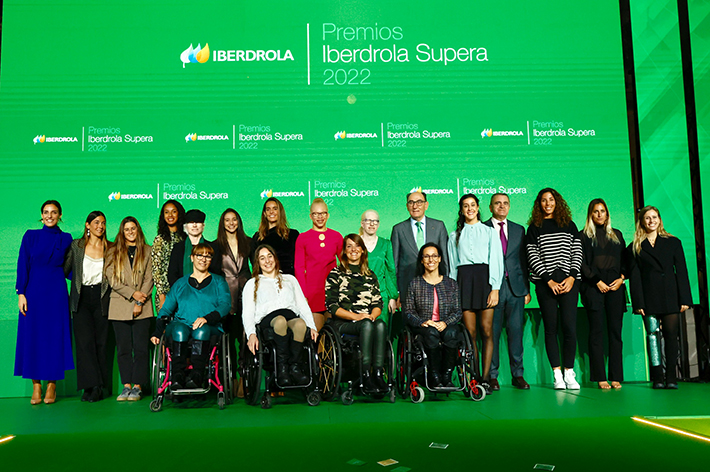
257;198;291;241
632;206;672;254
582;198;620;245
108;216;149;286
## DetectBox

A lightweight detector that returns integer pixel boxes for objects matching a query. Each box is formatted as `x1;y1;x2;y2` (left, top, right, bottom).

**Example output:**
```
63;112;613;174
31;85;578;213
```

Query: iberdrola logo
108;192;121;201
33;135;46;144
181;43;210;68
334;131;346;140
185;133;197;142
481;128;493;138
260;189;273;199
410;186;423;193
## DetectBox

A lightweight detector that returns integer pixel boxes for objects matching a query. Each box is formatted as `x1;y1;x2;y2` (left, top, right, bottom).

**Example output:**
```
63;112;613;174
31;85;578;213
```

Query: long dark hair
40;200;63;224
455;193;482;245
251;244;283;301
157;199;186;241
415;242;447;276
217;208;250;261
257;197;291;241
108;216;150;286
82;210;110;253
528;187;572;228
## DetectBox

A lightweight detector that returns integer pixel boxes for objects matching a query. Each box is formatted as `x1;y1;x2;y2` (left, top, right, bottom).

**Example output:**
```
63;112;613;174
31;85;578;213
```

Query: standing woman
359;210;398;327
526;188;583;390
295;198;343;331
325;234;386;390
15;200;74;404
580;199;628;390
65;210;112;402
447;194;503;392
217;208;251;396
252;197;299;275
629;206;691;389
151;199;186;310
105;217;153;401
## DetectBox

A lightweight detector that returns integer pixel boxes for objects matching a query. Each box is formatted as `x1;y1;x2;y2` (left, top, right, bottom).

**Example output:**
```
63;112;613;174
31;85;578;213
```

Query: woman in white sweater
242;244;318;387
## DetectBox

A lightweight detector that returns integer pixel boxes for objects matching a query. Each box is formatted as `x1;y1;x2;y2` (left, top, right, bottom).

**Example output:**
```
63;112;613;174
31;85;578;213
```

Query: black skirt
457;264;492;311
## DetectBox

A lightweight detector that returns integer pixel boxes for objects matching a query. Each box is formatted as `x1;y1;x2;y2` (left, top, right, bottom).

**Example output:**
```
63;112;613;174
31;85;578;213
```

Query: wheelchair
149;318;233;412
241;326;321;409
317;322;397;405
395;324;486;403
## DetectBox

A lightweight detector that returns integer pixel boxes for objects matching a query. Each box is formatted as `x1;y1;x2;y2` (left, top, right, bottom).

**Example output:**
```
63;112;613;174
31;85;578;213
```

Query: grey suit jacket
483;218;529;297
391;216;449;301
64;238;111;315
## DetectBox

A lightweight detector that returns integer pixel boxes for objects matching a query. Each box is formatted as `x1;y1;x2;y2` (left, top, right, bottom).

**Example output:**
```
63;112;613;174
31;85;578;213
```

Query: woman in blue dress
15;200;74;404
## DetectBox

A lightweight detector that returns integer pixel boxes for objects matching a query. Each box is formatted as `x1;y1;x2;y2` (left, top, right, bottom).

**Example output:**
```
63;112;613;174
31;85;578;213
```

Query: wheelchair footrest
171;387;209;395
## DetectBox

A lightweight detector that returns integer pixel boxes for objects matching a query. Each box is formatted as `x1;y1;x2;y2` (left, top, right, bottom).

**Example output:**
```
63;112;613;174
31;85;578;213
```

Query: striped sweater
526;219;583;282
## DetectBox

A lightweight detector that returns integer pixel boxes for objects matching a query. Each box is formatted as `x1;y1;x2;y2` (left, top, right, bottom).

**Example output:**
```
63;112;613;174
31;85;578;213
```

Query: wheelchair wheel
317;325;342;401
470;383;486;402
411;385;425;404
459;327;484;401
388;389;397;403
217;392;226;410
220;333;234;405
149;397;163;412
373;339;397;400
395;327;412;398
306;391;321;406
260;394;272;409
151;335;166;400
242;342;263;406
341;390;354;406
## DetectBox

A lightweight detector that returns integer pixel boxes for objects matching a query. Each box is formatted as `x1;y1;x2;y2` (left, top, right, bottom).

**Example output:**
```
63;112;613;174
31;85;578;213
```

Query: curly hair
528;188;572;228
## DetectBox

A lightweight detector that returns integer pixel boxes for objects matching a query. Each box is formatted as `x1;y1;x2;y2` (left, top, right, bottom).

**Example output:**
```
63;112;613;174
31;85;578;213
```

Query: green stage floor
1;382;708;471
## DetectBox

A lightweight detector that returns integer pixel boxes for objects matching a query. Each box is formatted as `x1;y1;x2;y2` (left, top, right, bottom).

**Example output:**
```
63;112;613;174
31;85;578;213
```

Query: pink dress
294;228;343;312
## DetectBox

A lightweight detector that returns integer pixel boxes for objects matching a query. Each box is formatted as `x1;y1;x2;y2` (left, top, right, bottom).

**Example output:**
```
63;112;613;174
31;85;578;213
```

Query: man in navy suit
484;193;531;390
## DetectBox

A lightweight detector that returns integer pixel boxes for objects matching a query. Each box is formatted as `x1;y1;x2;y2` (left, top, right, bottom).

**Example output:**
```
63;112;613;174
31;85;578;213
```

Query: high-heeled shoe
43;382;57;404
30;383;43;405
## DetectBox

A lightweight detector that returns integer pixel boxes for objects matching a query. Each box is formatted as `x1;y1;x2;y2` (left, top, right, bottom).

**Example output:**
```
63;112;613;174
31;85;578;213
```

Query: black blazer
63;239;111;315
629;236;692;315
483;218;529;297
167;239;222;287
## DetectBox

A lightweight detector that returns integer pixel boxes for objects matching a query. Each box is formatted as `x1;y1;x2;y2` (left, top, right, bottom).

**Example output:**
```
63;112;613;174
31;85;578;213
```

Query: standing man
484;193;531;390
168;209;222;287
391;191;449;334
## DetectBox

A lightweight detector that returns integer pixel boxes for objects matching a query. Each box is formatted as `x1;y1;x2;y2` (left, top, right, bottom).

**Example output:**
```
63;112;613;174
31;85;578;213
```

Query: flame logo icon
410;187;423;193
185;133;197;142
33;135;46;144
181;43;210;68
334;131;346;140
260;189;273;199
481;128;493;138
108;192;121;201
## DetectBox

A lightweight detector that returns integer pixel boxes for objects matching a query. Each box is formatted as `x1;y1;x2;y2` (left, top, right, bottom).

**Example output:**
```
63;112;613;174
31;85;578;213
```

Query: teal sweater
159;274;231;332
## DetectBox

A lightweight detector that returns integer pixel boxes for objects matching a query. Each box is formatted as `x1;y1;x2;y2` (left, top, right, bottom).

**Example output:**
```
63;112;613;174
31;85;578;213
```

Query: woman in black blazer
629;206;692;389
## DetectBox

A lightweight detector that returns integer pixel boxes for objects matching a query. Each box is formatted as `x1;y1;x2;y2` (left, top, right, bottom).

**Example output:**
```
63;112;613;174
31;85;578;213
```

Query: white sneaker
553;369;566;390
564;369;580;389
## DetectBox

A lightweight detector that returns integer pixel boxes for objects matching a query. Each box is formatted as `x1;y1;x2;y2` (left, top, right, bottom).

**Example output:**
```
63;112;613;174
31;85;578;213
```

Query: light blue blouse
447;222;504;290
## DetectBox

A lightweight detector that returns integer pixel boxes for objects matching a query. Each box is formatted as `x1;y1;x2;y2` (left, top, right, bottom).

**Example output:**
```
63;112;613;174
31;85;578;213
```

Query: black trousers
535;281;580;369
583;289;625;382
112;318;151;386
411;325;460;350
73;285;110;390
336;319;387;368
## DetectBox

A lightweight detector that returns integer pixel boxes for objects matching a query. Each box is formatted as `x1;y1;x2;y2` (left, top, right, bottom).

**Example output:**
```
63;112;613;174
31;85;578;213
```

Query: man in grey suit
391;191;449;322
484;193;531;390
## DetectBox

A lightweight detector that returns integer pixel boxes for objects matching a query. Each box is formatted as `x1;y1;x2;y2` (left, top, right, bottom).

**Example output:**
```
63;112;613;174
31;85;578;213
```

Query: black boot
187;341;210;389
171;341;189;390
289;340;309;386
273;333;291;387
442;346;458;388
361;366;375;391
373;367;389;392
427;347;443;388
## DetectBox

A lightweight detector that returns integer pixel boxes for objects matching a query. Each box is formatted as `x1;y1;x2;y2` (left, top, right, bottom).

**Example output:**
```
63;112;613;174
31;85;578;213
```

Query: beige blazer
105;245;154;321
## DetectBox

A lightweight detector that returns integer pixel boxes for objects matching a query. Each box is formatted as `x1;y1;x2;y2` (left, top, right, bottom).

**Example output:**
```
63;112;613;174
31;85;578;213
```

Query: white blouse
82;254;103;286
241;274;317;338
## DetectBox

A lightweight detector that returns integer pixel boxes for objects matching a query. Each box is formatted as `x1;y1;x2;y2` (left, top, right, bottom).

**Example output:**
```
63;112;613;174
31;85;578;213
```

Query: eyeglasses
422;255;440;261
362;219;379;225
407;200;426;207
194;254;213;260
311;212;328;217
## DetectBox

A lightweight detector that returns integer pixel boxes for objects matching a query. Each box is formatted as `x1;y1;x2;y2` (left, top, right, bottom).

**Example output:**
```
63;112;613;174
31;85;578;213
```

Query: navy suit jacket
483;218;529;297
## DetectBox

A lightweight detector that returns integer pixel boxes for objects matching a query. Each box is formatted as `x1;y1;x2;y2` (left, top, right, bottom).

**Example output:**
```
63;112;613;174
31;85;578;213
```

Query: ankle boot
361;366;375;391
373;367;389;392
187;341;210;388
288;340;309;385
442;346;458;387
273;333;291;387
427;347;443;388
171;341;189;389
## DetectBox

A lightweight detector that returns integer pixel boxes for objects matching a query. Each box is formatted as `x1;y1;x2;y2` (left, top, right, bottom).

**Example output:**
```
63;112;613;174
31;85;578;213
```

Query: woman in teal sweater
151;243;231;389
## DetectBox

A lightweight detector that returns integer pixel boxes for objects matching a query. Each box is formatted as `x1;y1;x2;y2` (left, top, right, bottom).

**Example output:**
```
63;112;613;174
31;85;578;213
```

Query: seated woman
242;245;318;387
405;243;462;388
150;243;231;389
325;234;387;392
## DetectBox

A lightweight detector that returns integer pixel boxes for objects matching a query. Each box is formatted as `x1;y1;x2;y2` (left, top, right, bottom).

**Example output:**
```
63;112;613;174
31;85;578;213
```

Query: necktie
416;221;424;249
499;221;508;255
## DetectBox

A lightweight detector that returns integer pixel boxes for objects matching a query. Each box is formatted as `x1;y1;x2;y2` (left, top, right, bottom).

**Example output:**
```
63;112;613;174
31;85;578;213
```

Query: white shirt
82;255;103;285
410;216;427;243
241;274;317;338
492;218;509;240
